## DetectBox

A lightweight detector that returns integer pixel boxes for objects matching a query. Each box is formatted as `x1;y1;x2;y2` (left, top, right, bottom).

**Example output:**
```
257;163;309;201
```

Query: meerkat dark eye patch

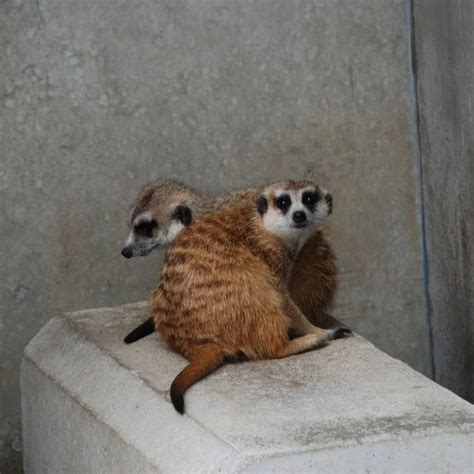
256;195;268;215
134;219;157;238
302;191;319;210
174;205;192;225
275;194;291;213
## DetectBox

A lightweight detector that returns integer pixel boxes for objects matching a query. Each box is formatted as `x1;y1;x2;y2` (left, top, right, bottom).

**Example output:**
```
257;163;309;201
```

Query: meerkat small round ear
256;195;268;215
174;205;193;225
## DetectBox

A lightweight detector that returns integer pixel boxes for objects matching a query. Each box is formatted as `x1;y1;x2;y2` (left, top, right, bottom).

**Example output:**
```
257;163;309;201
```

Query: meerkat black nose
121;247;133;259
292;211;307;223
325;193;333;214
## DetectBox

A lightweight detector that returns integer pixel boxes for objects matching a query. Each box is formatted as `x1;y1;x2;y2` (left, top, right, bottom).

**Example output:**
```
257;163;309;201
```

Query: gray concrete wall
413;0;473;402
0;0;469;471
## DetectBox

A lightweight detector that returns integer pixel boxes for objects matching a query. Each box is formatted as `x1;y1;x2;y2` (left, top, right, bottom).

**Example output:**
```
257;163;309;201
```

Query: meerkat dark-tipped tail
170;344;225;414
123;317;155;344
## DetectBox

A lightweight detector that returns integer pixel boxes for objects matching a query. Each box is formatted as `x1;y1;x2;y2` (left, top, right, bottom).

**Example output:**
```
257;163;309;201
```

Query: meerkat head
121;180;195;258
256;179;332;250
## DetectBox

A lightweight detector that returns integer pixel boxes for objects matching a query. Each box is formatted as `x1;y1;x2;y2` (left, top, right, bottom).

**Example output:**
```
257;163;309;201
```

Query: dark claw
330;328;353;339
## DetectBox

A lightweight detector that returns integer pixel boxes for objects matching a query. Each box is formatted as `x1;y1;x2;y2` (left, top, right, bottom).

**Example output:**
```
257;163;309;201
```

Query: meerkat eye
302;191;319;207
134;220;157;237
275;194;291;211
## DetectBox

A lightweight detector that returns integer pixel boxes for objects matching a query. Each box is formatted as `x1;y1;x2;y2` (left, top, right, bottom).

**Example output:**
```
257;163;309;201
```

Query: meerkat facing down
122;180;337;343
149;180;351;413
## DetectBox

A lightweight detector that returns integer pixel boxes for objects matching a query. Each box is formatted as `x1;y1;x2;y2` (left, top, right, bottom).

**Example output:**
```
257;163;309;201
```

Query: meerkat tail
123;317;155;344
170;344;225;414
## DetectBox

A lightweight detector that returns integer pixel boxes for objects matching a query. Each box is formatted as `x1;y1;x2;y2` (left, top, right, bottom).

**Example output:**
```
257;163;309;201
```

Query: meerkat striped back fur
148;180;351;413
122;179;337;343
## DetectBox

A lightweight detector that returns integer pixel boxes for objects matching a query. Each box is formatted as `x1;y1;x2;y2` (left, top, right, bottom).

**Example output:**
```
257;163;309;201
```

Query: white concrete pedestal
21;302;473;473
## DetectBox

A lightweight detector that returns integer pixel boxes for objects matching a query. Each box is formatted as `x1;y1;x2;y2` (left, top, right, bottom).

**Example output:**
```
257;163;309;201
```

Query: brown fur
127;179;337;324
289;230;337;321
149;182;349;413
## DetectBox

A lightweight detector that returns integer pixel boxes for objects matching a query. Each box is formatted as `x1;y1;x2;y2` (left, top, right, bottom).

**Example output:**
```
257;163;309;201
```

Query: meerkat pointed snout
122;206;192;258
292;210;307;225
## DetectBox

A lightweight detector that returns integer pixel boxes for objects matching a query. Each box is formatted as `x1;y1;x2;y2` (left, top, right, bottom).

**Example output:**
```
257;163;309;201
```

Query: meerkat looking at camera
122;179;338;343
149;180;351;413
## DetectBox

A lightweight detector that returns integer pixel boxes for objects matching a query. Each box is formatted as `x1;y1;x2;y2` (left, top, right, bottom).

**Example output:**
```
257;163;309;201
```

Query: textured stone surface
414;0;473;401
1;0;431;469
21;361;161;474
22;304;474;473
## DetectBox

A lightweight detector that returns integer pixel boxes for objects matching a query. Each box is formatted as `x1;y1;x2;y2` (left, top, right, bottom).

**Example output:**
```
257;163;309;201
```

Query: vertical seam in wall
406;0;436;379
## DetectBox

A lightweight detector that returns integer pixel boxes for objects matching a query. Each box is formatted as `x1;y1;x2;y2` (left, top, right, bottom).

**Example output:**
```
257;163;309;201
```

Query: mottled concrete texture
22;304;474;473
0;0;470;470
413;0;473;402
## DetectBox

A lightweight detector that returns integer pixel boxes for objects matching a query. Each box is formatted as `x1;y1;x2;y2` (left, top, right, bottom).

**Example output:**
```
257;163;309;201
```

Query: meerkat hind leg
286;297;352;339
274;328;352;359
274;334;329;358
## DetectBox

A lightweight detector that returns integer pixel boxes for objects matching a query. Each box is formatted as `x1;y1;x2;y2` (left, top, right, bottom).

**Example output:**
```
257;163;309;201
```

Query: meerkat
148;179;351;413
121;179;260;258
122;180;337;343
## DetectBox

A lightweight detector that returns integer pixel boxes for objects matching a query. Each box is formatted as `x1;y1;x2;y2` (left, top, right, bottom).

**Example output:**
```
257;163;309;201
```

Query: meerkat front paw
328;328;353;340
